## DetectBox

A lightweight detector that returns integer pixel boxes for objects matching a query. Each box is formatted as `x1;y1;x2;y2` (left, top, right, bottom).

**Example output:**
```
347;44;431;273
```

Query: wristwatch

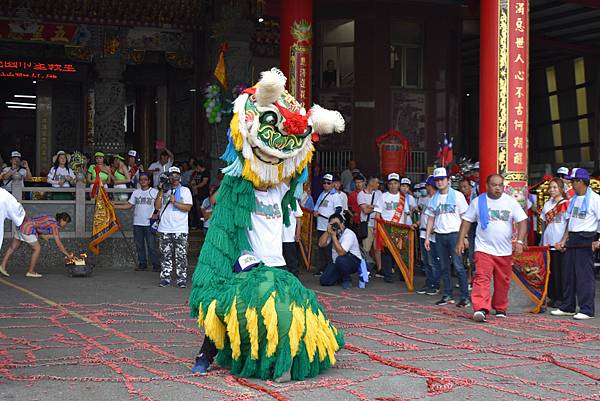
516;240;524;245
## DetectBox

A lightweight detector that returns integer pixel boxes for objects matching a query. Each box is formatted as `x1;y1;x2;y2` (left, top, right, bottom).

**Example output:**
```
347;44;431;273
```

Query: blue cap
567;168;590;181
426;175;436;187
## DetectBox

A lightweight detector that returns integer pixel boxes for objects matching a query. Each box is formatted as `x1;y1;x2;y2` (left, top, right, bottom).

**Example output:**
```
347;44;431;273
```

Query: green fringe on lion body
189;175;345;380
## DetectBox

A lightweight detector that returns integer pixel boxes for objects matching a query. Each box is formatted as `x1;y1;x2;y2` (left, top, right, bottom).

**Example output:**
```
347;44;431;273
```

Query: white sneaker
26;272;42;278
550;309;576;316
0;265;9;277
573;313;594;320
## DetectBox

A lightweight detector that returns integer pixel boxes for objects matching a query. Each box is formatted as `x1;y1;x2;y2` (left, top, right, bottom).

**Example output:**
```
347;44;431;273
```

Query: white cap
11;151;21;158
433;167;448;179
387;173;400;182
233;254;260;273
168;166;181;174
472;161;480;170
400;177;411;185
128;150;137;157
556;166;569;175
323;174;333;182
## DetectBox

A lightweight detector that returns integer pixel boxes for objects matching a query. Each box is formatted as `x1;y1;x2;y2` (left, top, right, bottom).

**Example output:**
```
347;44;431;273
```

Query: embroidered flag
214;42;229;89
89;171;120;255
511;246;550;313
375;217;416;291
299;207;313;270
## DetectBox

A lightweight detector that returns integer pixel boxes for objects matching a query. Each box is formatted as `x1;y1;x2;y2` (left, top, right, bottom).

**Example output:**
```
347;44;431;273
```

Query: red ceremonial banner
511;246;550;313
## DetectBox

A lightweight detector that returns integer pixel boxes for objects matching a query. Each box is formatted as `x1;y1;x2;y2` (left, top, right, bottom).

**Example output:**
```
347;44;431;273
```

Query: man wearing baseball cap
553;168;599;320
424;167;470;307
416;176;440;295
313;173;343;275
154;166;193;288
373;172;405;283
127;150;144;188
399;177;418;225
1;151;31;190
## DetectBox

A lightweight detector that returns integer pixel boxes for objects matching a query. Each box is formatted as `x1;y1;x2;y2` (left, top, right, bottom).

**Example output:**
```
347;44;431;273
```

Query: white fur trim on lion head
308;104;345;134
255;68;286;107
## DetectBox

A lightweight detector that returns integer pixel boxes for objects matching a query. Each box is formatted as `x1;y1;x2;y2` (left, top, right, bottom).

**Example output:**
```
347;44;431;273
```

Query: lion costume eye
259;111;279;126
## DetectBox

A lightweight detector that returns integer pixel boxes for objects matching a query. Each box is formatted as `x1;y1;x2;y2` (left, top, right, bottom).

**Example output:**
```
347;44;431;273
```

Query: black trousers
547;249;564;303
559;232;596;316
317;230;332;272
283;241;300;277
197;337;218;363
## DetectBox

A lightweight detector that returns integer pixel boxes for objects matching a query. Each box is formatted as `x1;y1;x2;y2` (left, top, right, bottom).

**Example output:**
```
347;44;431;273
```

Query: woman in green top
111;154;131;201
86;151;114;187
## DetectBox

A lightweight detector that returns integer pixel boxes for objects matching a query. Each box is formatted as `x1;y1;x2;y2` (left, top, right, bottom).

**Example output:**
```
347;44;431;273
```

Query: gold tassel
304;308;318;362
205;300;226;349
245;307;259;359
288;303;305;357
242;159;263;188
261;291;279;357
224;297;241;360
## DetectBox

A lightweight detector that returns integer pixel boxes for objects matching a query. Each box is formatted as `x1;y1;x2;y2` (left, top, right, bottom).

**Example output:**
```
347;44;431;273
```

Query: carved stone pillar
93;56;126;153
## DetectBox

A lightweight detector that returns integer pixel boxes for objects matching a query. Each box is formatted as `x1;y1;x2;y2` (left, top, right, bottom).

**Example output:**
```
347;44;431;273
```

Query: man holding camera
318;213;363;289
154;166;193;288
1;151;32;190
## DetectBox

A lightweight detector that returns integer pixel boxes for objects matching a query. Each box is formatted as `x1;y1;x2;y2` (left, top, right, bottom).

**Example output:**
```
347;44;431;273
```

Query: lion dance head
221;68;345;188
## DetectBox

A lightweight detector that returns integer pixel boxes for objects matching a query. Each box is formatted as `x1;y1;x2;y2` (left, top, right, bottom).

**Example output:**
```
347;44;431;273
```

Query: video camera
158;173;172;192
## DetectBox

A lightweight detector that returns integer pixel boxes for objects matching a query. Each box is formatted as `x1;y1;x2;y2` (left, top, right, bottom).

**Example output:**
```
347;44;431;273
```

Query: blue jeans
320;254;360;286
133;225;159;268
420;237;440;289
434;232;468;300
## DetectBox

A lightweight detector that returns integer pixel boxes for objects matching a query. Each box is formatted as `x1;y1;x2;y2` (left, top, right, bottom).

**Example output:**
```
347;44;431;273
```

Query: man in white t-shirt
0;188;26;273
374;173;405;283
424;167;470;308
154;167;193;288
415;176;440;295
457;174;528;322
400;177;418;225
318;213;363;289
312;173;343;275
282;200;303;277
1;151;31;190
553;168;599;320
358;176;382;274
113;173;160;271
126;149;144;188
148;148;174;188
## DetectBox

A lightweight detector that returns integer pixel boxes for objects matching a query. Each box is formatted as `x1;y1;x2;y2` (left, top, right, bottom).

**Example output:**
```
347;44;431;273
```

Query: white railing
4;180;135;239
315;149;428;179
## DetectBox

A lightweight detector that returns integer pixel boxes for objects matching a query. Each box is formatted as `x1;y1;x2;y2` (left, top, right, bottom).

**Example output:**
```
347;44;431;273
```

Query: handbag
356;192;376;240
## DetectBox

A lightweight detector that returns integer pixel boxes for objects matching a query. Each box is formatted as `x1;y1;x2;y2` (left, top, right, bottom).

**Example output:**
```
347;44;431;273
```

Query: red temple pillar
479;0;529;203
280;0;313;107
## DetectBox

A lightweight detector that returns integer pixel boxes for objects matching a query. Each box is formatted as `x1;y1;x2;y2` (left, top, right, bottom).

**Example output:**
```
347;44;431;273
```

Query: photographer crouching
318;213;364;289
153;166;193;288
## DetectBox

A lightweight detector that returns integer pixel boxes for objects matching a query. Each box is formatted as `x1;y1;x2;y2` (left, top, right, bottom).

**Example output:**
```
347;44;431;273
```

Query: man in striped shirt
0;212;73;278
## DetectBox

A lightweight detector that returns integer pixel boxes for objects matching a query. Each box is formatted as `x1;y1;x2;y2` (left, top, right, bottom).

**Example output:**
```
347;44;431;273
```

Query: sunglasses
323;181;332;185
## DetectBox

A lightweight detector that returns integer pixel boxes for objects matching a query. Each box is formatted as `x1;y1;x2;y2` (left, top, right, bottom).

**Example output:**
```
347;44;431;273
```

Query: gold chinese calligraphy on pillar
498;0;529;206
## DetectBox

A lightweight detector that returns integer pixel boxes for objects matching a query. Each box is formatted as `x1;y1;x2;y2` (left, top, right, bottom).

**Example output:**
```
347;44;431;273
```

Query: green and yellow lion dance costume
189;68;345;380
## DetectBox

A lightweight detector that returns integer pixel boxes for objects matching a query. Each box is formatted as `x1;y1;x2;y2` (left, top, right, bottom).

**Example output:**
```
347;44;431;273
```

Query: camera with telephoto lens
158;173;172;192
331;223;341;231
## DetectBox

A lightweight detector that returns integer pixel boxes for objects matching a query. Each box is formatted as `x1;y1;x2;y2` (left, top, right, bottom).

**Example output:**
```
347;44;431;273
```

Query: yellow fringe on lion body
288;304;306;357
245;307;259;359
205;300;226;349
196;303;204;327
317;310;338;365
224;297;241;360
261;292;279;357
304;308;318;362
242;159;263;188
